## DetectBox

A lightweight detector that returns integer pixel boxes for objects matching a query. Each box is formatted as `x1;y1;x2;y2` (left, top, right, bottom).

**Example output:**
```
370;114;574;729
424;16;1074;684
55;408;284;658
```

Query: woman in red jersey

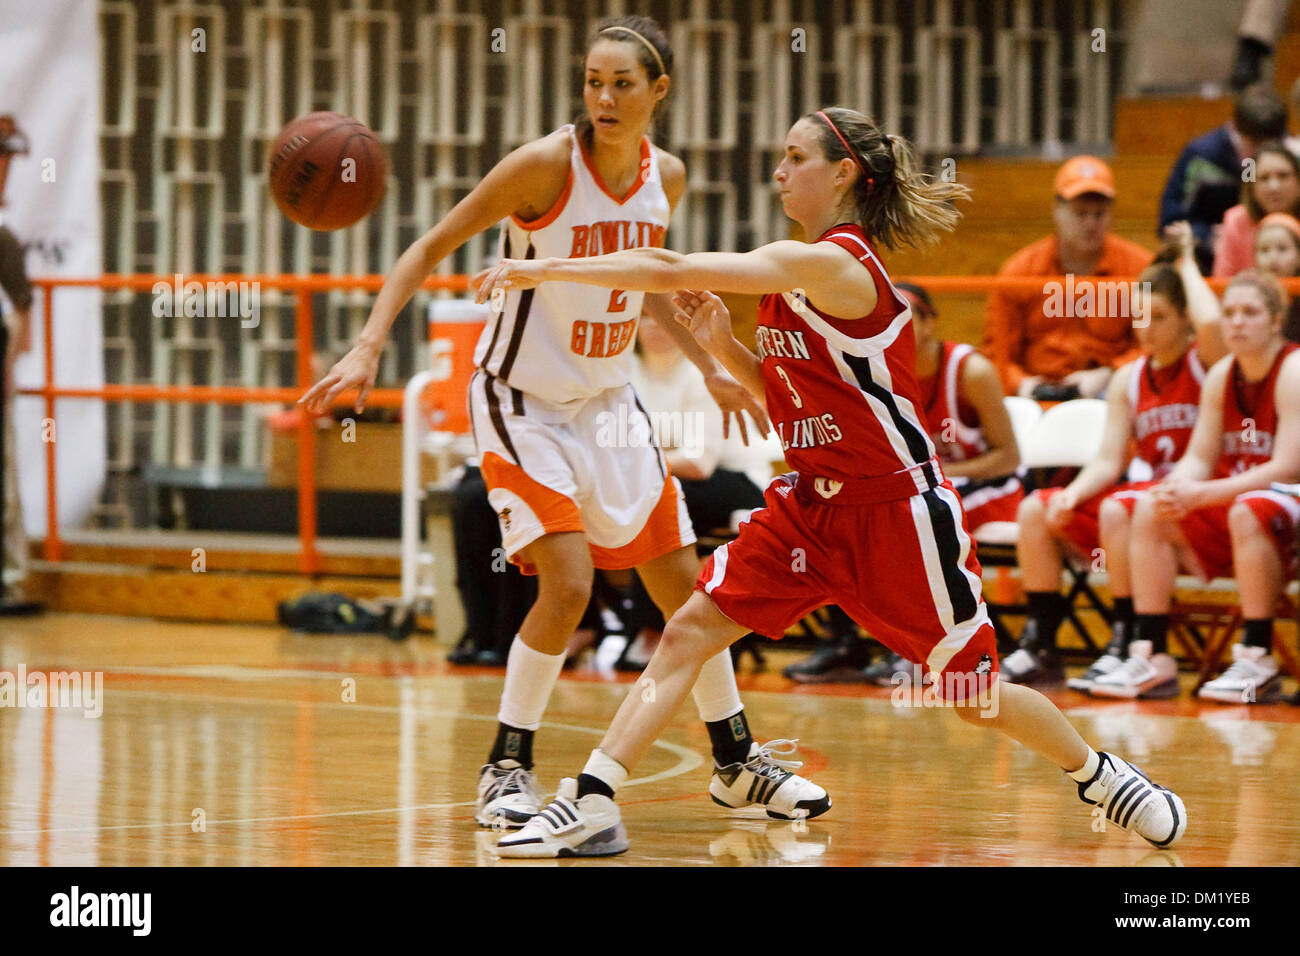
478;107;1187;858
1127;271;1300;704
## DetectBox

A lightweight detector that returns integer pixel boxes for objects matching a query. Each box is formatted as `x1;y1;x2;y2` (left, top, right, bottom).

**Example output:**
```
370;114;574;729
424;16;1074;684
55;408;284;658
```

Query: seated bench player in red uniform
1127;270;1300;704
476;106;1187;858
1003;236;1227;690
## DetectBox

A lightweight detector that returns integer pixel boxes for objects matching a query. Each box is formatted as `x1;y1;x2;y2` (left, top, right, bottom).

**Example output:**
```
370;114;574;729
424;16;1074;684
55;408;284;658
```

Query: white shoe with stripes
1075;752;1187;848
494;778;628;858
709;740;832;820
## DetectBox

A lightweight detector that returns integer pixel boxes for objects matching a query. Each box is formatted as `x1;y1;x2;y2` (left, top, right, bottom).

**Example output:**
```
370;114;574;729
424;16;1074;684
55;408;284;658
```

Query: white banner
0;0;105;539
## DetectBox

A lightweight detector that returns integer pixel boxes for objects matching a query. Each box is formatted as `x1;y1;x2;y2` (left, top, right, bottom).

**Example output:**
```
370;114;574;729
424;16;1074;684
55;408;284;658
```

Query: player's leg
1093;493;1193;699
476;531;593;827
1198;494;1291;703
874;482;1185;848
1002;490;1069;684
1087;495;1179;698
635;544;831;815
495;591;746;857
950;681;1185;847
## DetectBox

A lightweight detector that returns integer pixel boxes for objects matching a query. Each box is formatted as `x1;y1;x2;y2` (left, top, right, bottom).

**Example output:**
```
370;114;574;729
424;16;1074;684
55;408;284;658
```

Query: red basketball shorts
697;472;999;700
1032;480;1156;556
1175;489;1300;580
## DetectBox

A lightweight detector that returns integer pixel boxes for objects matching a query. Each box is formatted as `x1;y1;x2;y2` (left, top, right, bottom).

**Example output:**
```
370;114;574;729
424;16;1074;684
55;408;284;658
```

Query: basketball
267;111;387;230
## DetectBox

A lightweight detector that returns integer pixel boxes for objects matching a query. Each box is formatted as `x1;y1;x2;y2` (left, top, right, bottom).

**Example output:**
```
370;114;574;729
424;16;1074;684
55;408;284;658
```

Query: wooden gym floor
1;613;1297;866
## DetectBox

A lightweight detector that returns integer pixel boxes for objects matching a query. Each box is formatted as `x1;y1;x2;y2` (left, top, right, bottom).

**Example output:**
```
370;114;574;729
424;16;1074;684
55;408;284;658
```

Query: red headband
816;110;873;187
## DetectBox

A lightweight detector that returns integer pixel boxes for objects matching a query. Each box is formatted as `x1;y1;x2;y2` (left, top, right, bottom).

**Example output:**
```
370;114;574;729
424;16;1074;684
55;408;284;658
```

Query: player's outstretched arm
301;135;568;414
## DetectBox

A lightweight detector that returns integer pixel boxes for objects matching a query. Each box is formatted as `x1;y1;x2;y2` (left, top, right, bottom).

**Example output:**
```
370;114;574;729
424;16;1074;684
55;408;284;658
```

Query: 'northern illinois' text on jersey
1127;348;1204;480
1215;343;1297;477
475;125;672;405
756;224;935;480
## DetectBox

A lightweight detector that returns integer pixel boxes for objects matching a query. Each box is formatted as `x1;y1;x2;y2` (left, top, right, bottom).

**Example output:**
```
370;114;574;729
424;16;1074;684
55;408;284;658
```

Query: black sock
706;710;753;766
1134;613;1169;655
576;773;615;799
1025;591;1068;651
1242;618;1274;650
1109;597;1135;653
489;722;534;768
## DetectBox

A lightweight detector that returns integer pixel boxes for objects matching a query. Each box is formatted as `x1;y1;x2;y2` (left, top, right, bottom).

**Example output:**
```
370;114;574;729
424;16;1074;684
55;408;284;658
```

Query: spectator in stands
1125;271;1300;704
1250;211;1300;339
0;116;33;608
1214;142;1300;277
983;156;1153;400
1159;86;1288;271
1002;239;1226;688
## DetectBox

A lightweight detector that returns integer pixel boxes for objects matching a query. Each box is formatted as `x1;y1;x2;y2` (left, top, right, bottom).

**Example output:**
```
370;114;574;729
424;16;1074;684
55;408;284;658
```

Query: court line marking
0;686;704;836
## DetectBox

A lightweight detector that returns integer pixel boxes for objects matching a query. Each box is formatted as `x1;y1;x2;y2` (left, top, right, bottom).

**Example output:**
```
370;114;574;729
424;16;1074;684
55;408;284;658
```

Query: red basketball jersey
1215;343;1298;478
918;340;986;463
755;224;934;481
1126;348;1204;480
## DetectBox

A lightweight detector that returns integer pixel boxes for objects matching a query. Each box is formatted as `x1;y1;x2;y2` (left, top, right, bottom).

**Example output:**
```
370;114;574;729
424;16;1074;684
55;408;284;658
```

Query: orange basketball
267;112;387;230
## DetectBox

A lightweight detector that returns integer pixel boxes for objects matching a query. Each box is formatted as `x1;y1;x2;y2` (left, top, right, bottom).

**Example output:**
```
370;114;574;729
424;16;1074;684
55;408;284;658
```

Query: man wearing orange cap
982;156;1154;400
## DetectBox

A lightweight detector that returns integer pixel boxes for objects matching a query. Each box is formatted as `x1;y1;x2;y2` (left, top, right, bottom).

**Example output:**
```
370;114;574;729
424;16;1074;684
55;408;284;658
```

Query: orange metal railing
20;271;1300;575
23;273;469;574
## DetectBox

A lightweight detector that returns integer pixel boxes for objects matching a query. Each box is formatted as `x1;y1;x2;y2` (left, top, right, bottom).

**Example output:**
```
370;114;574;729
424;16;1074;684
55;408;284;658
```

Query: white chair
1021;398;1107;468
1002;395;1042;459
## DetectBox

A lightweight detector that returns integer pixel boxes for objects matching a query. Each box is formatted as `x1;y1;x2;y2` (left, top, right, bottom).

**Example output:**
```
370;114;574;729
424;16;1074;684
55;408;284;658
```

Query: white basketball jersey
474;125;672;411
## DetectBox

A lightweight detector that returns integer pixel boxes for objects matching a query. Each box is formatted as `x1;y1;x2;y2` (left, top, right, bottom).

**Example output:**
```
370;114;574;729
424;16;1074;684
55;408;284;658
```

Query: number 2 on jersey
608;289;627;313
774;364;803;408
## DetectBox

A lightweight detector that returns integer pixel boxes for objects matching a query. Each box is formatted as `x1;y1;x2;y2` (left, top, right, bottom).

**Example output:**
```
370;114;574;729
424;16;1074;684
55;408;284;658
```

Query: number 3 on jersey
774;364;803;408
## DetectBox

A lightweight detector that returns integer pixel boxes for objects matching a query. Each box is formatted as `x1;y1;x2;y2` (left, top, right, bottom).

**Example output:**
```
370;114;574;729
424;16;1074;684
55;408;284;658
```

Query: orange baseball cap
1054;156;1115;200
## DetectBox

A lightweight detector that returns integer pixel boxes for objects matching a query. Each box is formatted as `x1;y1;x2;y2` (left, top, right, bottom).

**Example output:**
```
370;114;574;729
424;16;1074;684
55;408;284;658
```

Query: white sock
581;748;629;794
497;635;566;731
691;649;744;723
1067;748;1101;782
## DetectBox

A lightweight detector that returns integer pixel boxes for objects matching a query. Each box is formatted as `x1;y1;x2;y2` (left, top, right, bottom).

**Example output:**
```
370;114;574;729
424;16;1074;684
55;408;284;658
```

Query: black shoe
999;621;1064;684
861;652;928;687
474;648;507;667
446;634;478;665
782;639;872;683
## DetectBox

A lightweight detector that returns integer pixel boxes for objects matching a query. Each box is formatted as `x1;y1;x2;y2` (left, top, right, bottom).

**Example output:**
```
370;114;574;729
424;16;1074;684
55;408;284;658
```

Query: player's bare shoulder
653;145;686;209
508;129;575;224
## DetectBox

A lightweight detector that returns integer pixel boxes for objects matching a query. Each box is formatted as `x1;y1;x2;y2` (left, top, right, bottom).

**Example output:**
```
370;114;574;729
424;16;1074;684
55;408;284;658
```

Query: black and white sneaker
495;778;628;858
782;638;873;683
475;759;542;829
1075;751;1186;848
710;740;831;820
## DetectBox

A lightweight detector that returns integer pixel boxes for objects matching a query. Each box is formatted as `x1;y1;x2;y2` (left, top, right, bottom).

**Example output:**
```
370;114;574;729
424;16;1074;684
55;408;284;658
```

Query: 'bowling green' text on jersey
475;125;672;408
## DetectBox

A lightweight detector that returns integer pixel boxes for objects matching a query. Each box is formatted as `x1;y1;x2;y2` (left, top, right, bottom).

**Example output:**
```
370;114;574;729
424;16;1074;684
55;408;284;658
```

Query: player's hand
1045;489;1077;531
298;339;381;415
1164;220;1196;261
671;290;733;353
1061;366;1112;398
473;258;546;306
704;368;770;444
1151;476;1204;520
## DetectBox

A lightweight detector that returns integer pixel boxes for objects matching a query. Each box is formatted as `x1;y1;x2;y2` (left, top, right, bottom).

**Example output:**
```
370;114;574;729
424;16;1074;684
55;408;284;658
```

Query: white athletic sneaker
1090;640;1179;699
1075;751;1187;848
1066;650;1124;693
709;739;832;820
494;778;629;858
475;760;542;829
1197;644;1282;704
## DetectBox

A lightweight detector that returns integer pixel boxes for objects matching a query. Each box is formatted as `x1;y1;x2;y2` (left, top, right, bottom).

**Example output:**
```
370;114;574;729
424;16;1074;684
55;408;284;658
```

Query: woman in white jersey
300;16;829;828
